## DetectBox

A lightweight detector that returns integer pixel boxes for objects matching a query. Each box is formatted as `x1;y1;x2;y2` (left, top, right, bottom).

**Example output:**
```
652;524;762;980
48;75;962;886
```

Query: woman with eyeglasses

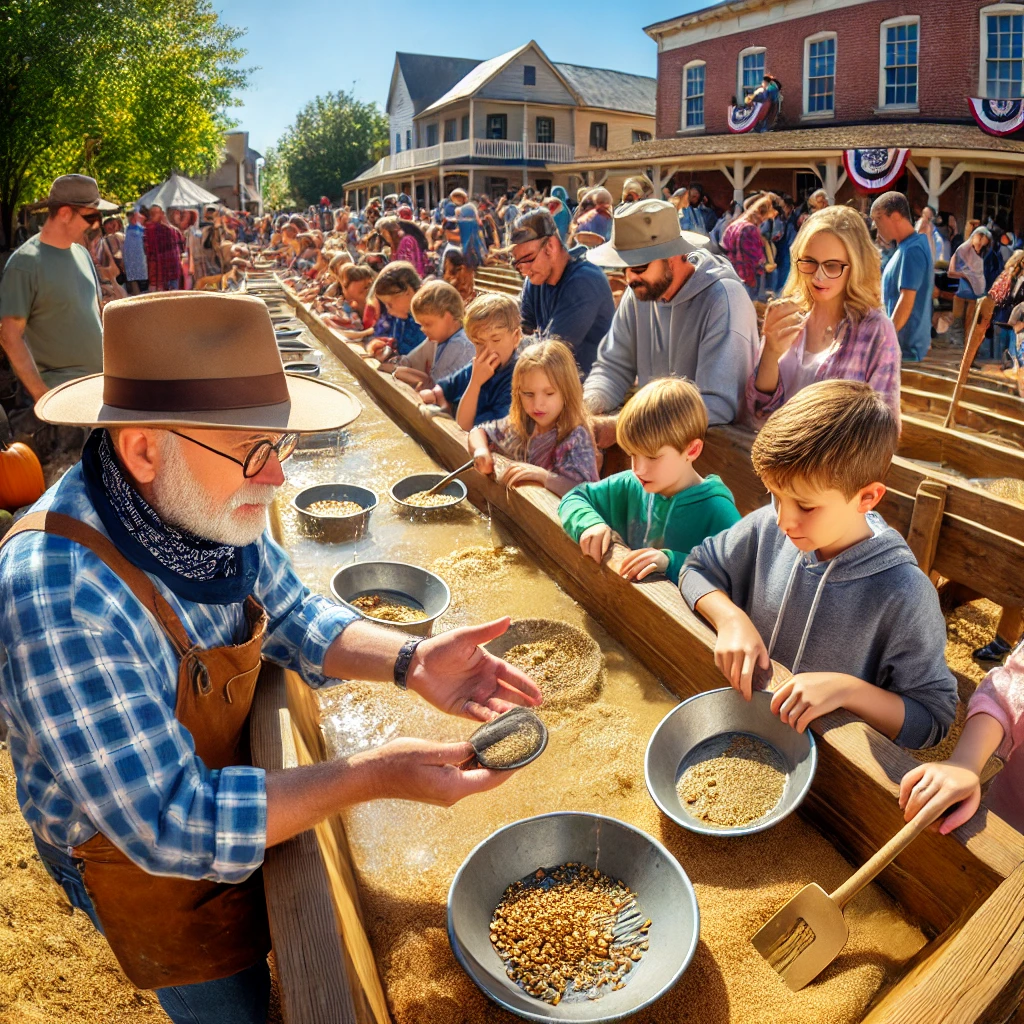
746;205;901;427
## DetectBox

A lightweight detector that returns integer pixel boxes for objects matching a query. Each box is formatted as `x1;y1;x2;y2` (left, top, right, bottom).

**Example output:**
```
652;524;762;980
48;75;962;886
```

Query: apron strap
1;511;195;656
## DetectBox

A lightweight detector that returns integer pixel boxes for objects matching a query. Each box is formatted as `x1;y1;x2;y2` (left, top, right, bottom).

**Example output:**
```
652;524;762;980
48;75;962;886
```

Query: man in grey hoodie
680;381;957;750
583;199;759;431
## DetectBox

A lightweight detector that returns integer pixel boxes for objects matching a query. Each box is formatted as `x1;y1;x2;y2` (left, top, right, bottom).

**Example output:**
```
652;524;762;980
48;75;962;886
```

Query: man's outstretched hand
407;616;543;721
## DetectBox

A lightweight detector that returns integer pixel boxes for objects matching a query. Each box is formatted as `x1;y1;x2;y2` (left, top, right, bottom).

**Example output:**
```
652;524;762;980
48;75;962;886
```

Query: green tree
0;0;249;246
260;147;296;212
276;91;388;208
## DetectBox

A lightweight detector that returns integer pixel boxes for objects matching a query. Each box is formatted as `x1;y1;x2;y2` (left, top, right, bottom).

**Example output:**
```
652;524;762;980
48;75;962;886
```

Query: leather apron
2;511;272;990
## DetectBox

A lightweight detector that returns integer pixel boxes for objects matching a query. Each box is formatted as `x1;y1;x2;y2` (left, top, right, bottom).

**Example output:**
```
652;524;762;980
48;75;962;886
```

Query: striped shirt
0;464;357;883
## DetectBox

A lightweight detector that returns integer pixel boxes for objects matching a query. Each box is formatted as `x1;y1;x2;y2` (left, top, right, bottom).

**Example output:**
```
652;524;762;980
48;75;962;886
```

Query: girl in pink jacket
900;643;1024;834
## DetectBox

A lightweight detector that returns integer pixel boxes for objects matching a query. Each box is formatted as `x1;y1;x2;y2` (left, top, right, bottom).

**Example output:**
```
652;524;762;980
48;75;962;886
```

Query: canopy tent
137;173;220;210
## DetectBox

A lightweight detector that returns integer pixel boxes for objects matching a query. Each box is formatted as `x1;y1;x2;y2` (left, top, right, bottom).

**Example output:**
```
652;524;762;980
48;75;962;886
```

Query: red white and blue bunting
727;102;767;134
842;148;911;193
968;97;1024;136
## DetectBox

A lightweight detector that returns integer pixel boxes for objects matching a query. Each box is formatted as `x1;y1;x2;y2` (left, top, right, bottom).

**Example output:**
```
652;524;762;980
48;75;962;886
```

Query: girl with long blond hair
467;339;598;496
746;205;901;426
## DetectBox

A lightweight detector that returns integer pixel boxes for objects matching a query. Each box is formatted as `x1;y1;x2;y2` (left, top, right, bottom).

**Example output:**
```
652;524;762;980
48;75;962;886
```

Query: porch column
438;136;445;204
822;157;847;204
523;101;529;187
468;168;475;196
927;156;942;211
733;158;745;204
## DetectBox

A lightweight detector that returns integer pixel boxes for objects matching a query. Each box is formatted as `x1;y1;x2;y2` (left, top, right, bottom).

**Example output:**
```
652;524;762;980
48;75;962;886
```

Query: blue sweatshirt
680;505;957;749
437;353;517;426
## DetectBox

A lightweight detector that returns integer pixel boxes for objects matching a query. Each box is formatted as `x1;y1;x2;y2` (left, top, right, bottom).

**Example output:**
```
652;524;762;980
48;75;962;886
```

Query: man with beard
0;293;540;1024
584;200;758;437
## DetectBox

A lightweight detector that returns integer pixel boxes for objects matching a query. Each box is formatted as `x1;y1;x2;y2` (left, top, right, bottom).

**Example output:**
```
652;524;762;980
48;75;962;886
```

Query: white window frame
681;59;706;133
803;31;837;119
737;46;767;103
979;4;1024;98
877;16;920;111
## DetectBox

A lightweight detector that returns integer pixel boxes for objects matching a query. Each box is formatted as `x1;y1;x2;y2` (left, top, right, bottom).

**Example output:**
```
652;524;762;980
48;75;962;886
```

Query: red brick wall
656;0;988;137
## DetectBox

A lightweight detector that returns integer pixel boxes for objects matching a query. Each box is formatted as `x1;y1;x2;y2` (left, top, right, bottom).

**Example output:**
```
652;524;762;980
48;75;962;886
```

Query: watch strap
393;636;424;690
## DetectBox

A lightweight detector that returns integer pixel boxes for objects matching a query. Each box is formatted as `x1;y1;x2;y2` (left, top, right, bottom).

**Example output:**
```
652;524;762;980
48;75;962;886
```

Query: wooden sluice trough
248;285;1024;1024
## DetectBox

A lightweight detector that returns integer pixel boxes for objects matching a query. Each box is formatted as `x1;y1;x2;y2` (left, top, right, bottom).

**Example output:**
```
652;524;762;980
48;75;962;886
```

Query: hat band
104;372;290;412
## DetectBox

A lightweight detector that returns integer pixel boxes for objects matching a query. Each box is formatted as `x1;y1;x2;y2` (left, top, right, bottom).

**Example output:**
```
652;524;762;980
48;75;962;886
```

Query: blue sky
214;0;705;155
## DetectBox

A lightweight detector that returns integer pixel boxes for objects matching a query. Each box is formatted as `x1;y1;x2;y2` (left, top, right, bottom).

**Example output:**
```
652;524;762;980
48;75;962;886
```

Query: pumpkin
0;442;46;511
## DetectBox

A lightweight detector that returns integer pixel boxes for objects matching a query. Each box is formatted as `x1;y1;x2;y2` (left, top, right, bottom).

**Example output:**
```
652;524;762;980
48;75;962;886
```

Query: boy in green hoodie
558;377;740;583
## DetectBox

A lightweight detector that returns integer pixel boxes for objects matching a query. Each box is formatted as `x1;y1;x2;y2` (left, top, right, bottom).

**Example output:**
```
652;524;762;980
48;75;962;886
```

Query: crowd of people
0;158;1020;1024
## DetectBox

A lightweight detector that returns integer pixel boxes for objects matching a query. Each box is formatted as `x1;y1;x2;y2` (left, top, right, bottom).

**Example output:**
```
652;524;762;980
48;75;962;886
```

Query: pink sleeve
966;645;1024;761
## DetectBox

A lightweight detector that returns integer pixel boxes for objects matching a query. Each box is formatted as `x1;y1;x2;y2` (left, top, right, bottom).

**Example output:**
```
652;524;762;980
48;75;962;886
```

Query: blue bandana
81;429;260;605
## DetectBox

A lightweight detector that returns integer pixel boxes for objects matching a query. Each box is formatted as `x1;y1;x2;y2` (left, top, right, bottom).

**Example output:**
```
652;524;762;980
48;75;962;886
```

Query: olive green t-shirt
0;235;103;387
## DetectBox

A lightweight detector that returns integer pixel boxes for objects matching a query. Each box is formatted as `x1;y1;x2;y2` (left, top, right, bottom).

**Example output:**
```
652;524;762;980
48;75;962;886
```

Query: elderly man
0;293;538;1024
510;208;615;374
584;199;758;433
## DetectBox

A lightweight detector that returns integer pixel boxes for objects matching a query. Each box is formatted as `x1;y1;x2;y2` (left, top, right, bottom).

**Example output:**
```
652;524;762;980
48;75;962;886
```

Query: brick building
569;0;1024;234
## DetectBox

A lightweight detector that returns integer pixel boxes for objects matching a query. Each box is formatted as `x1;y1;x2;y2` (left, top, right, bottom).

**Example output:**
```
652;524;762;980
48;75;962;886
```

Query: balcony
357;140;576;180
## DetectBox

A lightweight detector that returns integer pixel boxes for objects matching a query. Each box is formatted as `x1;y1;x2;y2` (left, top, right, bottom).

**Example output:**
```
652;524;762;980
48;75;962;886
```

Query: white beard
150;432;278;547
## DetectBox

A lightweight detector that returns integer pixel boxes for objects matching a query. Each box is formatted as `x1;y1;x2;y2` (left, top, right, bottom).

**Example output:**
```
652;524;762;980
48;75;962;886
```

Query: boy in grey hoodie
584;199;758;427
680;380;957;750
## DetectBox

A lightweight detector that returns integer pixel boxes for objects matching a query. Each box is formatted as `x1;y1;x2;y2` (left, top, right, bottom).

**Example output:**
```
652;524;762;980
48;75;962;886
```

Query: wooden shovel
751;806;941;991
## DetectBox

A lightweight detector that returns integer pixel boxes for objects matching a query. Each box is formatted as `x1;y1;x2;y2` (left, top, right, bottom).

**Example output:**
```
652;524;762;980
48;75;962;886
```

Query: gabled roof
553;63;656;116
419;41;581;116
388;52;483;116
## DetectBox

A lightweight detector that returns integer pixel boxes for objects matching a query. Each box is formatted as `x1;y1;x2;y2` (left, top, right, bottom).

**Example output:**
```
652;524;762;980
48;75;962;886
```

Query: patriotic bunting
968;97;1024;136
842;148;911;193
727;102;767;134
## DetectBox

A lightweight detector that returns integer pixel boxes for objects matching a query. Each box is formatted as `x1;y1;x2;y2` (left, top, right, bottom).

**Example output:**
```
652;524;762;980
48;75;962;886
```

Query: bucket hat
35;292;361;432
587;200;709;269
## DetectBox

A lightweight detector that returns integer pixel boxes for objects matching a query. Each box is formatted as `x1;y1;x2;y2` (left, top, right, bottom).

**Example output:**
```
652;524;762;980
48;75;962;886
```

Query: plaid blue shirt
0;464;357;883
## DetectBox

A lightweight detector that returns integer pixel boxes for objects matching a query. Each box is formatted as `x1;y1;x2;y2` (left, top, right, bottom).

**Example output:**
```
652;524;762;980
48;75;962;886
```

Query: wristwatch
393;636;424;690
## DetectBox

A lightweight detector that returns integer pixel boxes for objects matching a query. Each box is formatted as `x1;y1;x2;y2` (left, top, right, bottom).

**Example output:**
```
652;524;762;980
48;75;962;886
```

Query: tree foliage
0;0;250;245
260;147;296;212
274;91;389;208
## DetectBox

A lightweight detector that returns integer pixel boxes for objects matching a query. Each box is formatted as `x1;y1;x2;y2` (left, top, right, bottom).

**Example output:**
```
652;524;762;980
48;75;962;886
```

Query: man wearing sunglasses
584;199;759;441
0;292;540;1024
0;175;117;451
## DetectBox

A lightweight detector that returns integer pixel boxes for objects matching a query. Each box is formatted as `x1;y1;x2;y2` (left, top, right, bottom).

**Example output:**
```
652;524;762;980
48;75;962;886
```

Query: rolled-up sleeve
255;533;359;689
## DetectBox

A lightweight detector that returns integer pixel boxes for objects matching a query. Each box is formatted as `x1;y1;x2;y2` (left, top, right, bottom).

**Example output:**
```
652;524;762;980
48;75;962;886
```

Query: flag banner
842;148;911;192
969;97;1024;136
727;102;767;134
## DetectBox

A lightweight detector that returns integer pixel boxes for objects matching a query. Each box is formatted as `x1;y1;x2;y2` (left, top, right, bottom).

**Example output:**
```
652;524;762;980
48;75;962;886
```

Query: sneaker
973;636;1012;664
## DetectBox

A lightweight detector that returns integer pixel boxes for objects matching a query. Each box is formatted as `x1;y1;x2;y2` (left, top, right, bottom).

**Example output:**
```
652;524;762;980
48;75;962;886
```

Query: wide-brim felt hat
35;292;361;433
587;199;709;269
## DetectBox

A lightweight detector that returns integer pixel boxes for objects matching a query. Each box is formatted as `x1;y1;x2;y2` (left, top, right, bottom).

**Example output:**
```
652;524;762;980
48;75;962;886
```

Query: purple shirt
480;420;599;484
746;306;902;427
721;219;765;287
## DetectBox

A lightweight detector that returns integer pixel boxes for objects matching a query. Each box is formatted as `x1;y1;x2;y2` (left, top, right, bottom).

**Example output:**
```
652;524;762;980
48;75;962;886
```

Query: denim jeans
33;835;270;1024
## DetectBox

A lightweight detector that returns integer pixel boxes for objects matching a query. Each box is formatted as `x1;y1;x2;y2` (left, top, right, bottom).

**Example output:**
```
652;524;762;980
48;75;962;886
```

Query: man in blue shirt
509;209;615;374
872;190;934;361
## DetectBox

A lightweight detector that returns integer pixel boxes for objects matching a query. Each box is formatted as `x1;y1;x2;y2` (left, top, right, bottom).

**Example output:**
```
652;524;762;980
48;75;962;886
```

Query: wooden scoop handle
427;459;474;495
831;806;943;910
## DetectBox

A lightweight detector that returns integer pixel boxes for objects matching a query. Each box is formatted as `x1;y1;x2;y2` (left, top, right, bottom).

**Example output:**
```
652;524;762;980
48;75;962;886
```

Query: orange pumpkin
0;442;46;511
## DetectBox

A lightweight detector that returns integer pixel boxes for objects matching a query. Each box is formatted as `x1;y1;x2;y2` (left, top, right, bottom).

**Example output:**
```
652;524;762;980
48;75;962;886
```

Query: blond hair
505;340;590;457
463;292;520;344
751;379;897;498
782;207;882;318
327;252;353;273
616;377;707;457
410;279;464;322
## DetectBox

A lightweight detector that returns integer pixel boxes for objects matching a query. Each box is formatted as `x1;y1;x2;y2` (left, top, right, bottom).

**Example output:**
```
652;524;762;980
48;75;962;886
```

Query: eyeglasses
75;208;103;227
510;241;548;269
796;257;849;280
170;431;300;478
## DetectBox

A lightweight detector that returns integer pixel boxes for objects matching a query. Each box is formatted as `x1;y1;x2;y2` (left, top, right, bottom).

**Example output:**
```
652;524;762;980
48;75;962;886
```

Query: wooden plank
250;664;360;1024
862;862;1024;1024
902;368;1024;420
902;387;1024;448
945;298;993;430
287;294;1024;938
907;480;948;573
899;414;1024;481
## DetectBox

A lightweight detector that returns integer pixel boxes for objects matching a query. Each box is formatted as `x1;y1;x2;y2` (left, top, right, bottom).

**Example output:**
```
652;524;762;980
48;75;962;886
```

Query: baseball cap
508;208;559;246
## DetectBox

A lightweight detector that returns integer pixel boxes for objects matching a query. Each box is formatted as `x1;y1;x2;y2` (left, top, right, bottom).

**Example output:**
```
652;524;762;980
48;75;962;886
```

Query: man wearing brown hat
0;175;118;442
584;199;758;432
0;293;539;1023
509;208;615;374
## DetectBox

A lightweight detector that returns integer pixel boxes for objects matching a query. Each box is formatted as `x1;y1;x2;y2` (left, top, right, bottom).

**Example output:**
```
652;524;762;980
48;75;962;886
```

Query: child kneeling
382;280;474;389
469;339;598;497
558;377;740;584
681;379;957;749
